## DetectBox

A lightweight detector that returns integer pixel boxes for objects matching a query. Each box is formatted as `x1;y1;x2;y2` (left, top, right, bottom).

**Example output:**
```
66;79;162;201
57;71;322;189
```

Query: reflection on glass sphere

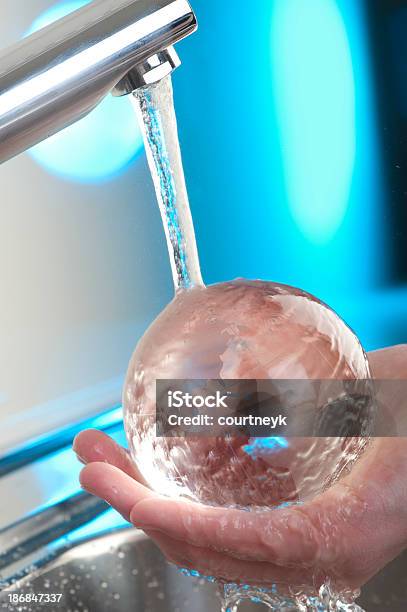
124;279;374;509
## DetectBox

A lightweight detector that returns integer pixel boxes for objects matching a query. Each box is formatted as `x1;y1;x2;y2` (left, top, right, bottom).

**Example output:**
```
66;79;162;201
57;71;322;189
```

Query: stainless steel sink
0;528;244;612
0;525;406;611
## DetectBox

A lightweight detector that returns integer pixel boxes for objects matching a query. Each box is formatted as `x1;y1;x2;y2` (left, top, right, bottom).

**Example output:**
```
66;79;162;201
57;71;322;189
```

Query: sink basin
0;527;406;611
0;528;240;612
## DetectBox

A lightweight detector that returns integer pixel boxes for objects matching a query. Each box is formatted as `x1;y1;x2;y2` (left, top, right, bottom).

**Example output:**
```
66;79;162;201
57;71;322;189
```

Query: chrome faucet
0;0;197;163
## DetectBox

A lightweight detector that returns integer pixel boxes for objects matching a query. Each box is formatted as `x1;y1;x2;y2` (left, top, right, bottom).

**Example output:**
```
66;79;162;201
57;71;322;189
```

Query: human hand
74;346;407;594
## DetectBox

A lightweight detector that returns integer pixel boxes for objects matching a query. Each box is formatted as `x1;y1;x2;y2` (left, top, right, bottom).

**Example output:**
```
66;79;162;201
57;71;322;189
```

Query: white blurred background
0;1;174;452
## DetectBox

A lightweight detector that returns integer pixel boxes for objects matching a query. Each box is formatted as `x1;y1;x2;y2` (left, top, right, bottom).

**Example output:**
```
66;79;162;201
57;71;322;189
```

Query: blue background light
174;0;401;350
25;0;143;183
270;0;356;245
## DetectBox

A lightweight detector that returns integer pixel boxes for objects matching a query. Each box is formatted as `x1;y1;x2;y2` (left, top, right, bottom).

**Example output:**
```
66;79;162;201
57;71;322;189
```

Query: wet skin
74;346;407;595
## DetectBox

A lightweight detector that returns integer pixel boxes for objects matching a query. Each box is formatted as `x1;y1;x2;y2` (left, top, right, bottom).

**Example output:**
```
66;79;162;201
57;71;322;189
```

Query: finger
79;462;157;520
130;495;325;566
73;429;146;483
368;345;407;379
130;440;407;576
145;529;318;593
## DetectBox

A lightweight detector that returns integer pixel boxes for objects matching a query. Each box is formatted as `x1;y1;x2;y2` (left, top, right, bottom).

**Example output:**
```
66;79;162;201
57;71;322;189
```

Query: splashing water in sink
126;76;374;610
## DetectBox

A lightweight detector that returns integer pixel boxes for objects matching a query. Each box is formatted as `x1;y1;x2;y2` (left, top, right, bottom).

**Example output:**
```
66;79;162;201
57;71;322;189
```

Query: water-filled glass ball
123;280;374;509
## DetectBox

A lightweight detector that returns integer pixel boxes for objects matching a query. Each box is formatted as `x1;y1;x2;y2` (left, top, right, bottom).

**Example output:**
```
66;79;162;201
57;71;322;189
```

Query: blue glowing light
271;0;356;244
243;437;289;458
25;0;143;183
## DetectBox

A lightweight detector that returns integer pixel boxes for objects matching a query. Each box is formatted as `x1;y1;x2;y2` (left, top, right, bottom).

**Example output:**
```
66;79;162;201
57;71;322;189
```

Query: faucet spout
0;0;197;163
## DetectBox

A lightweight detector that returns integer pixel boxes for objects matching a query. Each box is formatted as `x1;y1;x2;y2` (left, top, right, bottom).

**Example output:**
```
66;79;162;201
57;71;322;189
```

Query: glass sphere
123;279;374;509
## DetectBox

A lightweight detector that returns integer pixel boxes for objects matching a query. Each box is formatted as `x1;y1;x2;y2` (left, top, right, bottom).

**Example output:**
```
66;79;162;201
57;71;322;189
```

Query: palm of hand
74;346;407;595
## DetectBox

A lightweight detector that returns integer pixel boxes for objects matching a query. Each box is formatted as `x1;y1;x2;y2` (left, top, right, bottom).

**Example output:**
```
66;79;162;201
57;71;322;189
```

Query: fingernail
74;451;86;465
